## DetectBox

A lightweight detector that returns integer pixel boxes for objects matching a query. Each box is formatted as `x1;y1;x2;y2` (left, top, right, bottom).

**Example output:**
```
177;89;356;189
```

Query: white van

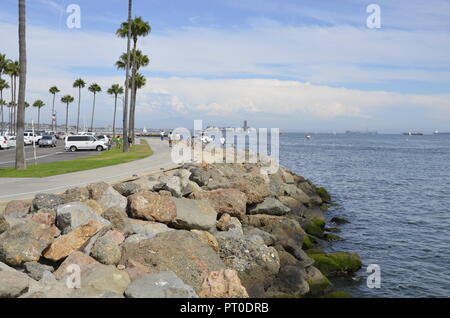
24;132;42;143
65;135;108;152
0;136;9;149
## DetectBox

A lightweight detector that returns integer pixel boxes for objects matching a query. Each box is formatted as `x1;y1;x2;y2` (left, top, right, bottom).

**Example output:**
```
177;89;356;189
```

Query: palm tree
88;83;101;132
0;79;9;134
6;60;19;135
116;50;149;139
8;102;15;134
0;54;10;80
33;100;45;131
73;78;86;133
117;17;151;142
129;72;146;139
49;86;60;131
107;84;124;138
0;99;6;134
61;95;74;134
16;0;27;170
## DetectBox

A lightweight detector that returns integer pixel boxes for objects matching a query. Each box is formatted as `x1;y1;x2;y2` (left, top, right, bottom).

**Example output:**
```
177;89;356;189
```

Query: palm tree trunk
122;0;132;152
16;0;27;170
0;90;4;134
52;93;56;131
90;93;96;132
76;87;81;133
37;107;40;131
112;95;117;138
130;85;137;141
65;103;69;134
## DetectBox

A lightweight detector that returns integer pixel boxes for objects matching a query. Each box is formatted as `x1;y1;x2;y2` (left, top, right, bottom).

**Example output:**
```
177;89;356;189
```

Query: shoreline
0;145;361;298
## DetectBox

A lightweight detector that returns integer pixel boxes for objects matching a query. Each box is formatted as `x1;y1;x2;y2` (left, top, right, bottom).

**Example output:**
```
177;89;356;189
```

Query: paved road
0;142;100;168
0;138;177;201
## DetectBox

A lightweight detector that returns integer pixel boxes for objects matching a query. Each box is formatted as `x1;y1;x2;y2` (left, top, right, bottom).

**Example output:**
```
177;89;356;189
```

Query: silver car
38;135;57;147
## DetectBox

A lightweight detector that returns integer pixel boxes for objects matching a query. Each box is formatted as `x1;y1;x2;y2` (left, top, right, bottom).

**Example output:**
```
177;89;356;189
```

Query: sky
1;0;450;133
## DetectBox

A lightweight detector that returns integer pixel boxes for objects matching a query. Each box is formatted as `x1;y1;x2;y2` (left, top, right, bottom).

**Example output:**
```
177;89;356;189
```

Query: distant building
243;120;248;131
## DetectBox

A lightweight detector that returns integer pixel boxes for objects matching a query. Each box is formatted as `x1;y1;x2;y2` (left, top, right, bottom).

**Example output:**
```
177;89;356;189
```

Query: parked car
95;134;110;144
64;135;108;152
38;135;57;147
0;136;10;149
24;132;42;143
7;136;16;148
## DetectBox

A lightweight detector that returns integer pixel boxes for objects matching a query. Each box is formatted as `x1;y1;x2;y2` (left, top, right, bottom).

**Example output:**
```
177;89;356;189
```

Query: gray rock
125;271;198;298
124;234;147;243
90;235;122;265
0;269;31;298
96;187;127;212
215;234;280;297
32;193;63;211
56;202;110;234
101;207;133;235
284;185;311;204
0;215;9;234
113;182;141;197
248;197;291;216
129;219;173;238
0;221;54;266
265;265;310;297
243;226;276;246
24;262;54;281
60;187;90;204
170;198;217;231
120;230;225;292
158;176;183;197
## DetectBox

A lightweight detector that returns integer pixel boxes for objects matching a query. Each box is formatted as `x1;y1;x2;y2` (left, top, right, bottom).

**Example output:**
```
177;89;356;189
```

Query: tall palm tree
88;83;101;132
0;99;6;134
49;86;60;131
0;79;9;134
0;54;10;80
16;0;27;170
8;102;16;134
107;84;124;138
33;100;45;131
116;50;149;139
129;72;146;139
6;60;19;135
61;95;74;134
73;78;85;133
117;17;151;142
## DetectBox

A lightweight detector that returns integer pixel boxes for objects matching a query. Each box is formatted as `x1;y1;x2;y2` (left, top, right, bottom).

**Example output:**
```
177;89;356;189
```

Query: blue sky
1;0;450;132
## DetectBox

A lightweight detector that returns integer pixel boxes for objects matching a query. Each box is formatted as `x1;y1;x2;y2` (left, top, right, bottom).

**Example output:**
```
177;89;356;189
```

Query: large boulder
265;265;310;297
242;226;276;246
305;266;333;296
170;198;217;231
120;230;225;292
125;271;198;298
199;269;249;298
0;221;54;266
0;215;9;234
43;220;107;262
4;200;32;217
113;182;141;197
284;185;311;204
0;269;31;298
229;174;270;204
127;191;176;223
60;187;90;204
56;201;110;234
90;235;122;265
32;193;63;211
101;207;133;235
70;264;131;297
189;188;247;219
215;234;280;297
128;219;173;239
53;251;99;280
190;229;220;253
245;215;307;260
87;182;127;212
157;176;183;197
24;262;54;281
248;197;291;216
308;252;362;277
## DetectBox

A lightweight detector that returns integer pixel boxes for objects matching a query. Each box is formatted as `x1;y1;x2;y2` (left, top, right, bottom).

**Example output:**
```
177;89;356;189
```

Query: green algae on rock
309;252;362;277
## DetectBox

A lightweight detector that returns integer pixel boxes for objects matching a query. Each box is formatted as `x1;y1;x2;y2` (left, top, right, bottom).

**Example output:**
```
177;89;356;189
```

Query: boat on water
403;132;423;136
305;135;312;140
434;131;450;135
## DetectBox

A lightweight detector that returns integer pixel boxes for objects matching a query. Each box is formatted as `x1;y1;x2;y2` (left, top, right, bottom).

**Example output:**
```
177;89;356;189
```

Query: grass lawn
0;139;153;178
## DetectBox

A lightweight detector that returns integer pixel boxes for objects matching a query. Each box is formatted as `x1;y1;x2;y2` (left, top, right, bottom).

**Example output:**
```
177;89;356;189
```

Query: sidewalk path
0;138;176;201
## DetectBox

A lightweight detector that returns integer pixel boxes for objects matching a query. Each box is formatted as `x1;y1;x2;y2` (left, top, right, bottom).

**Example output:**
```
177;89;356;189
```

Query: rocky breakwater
0;162;361;298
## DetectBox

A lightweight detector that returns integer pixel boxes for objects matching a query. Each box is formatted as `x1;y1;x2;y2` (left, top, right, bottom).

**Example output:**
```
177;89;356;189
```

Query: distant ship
434;130;450;135
403;132;423;136
345;130;378;135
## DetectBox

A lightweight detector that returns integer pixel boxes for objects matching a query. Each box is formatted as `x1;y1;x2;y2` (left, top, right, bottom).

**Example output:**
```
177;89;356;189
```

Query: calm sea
280;132;450;298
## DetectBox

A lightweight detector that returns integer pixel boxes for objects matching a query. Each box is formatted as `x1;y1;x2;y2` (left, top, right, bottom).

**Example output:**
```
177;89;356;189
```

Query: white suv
0;136;9;149
65;135;108;152
24;132;42;143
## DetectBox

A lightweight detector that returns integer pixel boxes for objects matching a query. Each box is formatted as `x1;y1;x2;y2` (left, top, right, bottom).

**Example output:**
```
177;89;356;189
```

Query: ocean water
279;133;450;298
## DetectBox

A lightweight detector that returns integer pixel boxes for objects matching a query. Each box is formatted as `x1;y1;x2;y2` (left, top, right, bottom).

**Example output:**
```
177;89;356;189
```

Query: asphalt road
0;142;101;168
